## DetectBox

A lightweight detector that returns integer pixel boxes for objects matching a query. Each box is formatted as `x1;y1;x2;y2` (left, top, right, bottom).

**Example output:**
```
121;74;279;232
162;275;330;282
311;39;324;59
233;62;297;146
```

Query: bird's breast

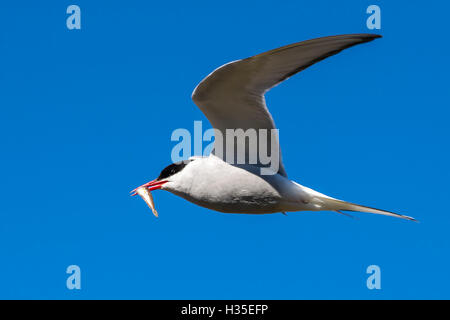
166;158;302;214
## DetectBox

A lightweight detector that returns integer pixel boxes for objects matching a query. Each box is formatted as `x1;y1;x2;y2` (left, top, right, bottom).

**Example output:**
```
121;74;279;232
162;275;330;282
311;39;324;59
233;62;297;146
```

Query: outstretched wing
192;34;381;176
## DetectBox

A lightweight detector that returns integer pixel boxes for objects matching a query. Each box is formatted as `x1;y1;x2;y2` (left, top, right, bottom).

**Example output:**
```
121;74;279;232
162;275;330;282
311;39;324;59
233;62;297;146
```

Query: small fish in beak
136;186;158;217
131;179;168;217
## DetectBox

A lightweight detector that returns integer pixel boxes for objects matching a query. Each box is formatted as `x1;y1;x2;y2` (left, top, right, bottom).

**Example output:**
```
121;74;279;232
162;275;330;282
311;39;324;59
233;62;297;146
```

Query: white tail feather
318;197;416;221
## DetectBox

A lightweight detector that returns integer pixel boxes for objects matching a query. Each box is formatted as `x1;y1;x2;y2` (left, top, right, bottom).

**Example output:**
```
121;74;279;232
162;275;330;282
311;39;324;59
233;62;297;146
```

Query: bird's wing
192;34;381;177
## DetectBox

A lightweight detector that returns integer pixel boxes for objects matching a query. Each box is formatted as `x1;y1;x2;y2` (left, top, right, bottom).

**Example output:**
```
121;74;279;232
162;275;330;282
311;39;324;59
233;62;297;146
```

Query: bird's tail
317;196;416;221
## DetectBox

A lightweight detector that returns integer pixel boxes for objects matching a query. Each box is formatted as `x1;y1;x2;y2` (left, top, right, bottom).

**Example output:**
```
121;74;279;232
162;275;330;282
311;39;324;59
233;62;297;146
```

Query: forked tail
318;197;416;221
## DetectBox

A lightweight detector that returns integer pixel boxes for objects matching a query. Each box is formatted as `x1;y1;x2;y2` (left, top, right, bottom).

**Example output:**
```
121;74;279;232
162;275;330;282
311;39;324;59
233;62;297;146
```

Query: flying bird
132;34;415;221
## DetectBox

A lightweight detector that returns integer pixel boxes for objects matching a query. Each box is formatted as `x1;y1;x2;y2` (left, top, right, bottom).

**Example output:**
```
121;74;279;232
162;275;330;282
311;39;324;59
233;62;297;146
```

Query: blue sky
0;0;449;299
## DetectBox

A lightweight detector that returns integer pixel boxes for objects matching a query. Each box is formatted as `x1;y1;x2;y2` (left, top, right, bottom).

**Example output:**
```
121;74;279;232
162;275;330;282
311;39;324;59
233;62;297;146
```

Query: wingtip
360;33;382;42
370;34;382;40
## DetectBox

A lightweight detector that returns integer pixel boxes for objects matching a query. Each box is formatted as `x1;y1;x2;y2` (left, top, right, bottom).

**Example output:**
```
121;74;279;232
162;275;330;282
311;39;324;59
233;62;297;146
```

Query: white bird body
161;155;312;214
159;155;413;220
132;34;416;221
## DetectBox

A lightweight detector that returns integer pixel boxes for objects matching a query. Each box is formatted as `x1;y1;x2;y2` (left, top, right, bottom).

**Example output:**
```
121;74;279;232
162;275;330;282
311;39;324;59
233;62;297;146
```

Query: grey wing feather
192;34;381;177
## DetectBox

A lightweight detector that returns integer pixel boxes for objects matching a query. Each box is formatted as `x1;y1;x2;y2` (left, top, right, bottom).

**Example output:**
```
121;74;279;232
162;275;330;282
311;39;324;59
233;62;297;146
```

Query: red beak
130;179;168;196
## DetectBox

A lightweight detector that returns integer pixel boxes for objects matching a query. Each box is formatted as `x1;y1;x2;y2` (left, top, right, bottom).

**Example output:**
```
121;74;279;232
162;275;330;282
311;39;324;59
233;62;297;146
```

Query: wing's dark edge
244;34;382;88
277;35;382;85
191;34;382;178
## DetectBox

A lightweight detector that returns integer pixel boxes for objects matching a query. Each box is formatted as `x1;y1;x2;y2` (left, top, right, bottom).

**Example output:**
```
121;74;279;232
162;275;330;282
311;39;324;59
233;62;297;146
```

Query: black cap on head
157;161;189;180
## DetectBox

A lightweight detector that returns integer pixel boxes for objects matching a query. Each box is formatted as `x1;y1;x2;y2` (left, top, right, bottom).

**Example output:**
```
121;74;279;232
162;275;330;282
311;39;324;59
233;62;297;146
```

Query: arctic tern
132;34;415;221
